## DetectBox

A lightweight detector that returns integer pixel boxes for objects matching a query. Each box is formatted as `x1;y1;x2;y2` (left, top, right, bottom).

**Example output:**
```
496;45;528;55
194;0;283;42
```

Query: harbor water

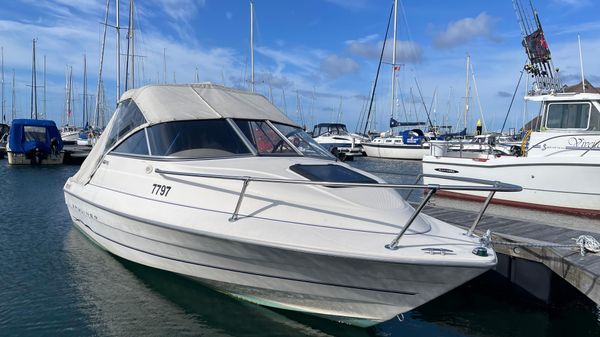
1;158;599;336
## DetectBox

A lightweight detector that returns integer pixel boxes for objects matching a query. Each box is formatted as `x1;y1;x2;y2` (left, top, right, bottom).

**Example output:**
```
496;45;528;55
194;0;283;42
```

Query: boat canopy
72;84;302;185
8;119;63;153
120;83;297;126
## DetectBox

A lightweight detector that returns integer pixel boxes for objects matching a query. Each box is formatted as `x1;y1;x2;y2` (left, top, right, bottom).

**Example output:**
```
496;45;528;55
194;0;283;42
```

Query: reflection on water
0;159;599;336
65;228;368;337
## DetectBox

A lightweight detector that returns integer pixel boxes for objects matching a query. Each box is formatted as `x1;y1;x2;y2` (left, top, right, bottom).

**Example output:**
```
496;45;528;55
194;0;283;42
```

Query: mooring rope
480;230;600;256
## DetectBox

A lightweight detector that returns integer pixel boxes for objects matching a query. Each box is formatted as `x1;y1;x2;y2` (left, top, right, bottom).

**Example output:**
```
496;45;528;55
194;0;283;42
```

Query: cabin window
104;100;147;152
23;126;47;142
271;122;334;159
112;129;149;155
545;102;590;129
147;120;251;158
588;104;600;131
234;120;297;155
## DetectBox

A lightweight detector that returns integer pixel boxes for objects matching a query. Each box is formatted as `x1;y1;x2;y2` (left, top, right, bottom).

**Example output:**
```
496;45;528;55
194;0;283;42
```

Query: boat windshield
146;119;252;158
271;123;335;159
312;124;349;137
112;118;333;160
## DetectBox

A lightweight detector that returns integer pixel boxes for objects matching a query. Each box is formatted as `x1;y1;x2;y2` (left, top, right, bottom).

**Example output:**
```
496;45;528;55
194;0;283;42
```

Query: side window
112;129;149;155
545;103;590;129
104;100;147;152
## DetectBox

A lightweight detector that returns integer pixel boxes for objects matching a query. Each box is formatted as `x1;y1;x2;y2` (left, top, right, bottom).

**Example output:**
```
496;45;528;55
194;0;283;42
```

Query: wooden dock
419;202;600;305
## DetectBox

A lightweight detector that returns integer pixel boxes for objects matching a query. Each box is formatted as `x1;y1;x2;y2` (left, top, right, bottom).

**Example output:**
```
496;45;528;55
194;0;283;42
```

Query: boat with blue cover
6;119;64;165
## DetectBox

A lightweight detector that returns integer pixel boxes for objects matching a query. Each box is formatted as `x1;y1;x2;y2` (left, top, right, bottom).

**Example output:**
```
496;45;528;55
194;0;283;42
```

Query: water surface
0;159;598;336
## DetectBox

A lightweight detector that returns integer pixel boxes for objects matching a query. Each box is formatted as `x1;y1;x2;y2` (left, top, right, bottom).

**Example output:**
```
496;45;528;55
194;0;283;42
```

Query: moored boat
7;119;64;165
63;83;519;326
423;92;600;216
311;122;366;158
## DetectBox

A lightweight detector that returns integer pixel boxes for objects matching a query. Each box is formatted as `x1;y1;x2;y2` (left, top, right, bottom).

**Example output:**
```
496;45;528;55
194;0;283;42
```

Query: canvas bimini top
120;83;298;126
72;84;306;184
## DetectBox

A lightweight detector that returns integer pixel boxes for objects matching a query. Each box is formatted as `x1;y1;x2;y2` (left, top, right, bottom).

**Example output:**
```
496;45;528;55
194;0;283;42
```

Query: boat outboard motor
50;137;59;157
26;147;45;165
330;147;347;162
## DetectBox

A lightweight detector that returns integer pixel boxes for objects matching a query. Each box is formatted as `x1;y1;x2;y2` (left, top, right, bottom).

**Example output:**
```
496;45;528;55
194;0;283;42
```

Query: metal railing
155;168;521;250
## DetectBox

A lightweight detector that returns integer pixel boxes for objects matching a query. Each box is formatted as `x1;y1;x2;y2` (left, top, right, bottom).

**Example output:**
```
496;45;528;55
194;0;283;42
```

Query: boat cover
72;84;297;185
8;119;63;153
120;83;296;126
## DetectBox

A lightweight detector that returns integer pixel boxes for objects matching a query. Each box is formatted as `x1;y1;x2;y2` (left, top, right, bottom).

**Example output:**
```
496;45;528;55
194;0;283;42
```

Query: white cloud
346;37;423;63
324;0;369;10
551;0;591;9
433;12;500;49
320;54;359;79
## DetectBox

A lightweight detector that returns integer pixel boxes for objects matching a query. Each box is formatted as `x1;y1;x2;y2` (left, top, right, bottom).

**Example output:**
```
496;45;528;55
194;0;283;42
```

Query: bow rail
155;168;521;250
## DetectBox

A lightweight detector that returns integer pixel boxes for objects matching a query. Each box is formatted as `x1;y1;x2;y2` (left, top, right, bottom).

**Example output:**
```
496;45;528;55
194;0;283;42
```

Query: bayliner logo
434;168;459;174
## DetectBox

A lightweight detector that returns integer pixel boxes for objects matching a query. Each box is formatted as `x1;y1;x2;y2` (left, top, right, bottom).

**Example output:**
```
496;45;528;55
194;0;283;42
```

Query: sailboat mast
131;0;135;89
250;0;255;93
390;0;397;123
43;55;46;120
464;54;470;134
1;46;4;123
11;69;15;121
163;48;166;84
96;0;110;128
83;52;88;127
116;0;121;103
31;38;38;120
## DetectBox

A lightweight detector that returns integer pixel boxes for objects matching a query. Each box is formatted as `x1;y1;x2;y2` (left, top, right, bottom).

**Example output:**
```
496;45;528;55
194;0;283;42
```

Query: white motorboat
423;92;600;217
64;84;517;326
311;123;366;158
61;125;81;144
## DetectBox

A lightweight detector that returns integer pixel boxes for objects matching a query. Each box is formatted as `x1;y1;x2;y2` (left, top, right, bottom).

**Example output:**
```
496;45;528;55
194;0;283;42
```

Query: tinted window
272;123;334;159
104;100;147;152
546;103;590;129
112;129;149;155
147;120;251;158
234;120;297;155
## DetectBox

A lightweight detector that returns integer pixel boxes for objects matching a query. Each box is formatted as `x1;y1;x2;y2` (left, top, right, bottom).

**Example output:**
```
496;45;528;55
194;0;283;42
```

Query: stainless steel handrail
155;168;521;249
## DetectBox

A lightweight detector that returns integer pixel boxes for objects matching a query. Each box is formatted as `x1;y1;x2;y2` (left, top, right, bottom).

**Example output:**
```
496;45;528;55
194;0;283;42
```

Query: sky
0;0;599;134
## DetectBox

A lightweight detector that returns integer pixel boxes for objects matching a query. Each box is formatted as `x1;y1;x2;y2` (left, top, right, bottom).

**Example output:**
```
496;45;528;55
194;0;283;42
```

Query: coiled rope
480;230;600;256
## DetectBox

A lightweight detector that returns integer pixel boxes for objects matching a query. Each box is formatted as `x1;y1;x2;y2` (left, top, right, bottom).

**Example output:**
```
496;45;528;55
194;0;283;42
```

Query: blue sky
0;0;599;134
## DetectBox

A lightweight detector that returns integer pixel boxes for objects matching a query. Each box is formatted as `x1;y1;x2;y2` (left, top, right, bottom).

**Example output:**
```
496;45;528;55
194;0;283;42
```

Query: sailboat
61;66;81;144
361;0;431;160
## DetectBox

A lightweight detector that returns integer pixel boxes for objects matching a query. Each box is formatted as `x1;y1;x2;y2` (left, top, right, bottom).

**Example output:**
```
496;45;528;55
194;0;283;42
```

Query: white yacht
64;84;515;326
311;123;366;158
362;129;430;160
61;125;81;144
423;92;600;216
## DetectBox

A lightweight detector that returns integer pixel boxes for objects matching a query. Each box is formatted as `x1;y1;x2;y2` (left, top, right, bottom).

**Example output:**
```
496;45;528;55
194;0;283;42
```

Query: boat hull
362;143;429;160
64;190;490;326
422;155;600;217
7;151;64;165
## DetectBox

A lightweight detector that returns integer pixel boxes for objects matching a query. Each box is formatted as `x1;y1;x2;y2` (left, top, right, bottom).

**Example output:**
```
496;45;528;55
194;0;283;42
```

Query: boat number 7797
151;184;172;197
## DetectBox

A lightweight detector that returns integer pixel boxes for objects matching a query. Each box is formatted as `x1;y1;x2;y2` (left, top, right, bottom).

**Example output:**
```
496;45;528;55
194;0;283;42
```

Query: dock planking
418;202;600;305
